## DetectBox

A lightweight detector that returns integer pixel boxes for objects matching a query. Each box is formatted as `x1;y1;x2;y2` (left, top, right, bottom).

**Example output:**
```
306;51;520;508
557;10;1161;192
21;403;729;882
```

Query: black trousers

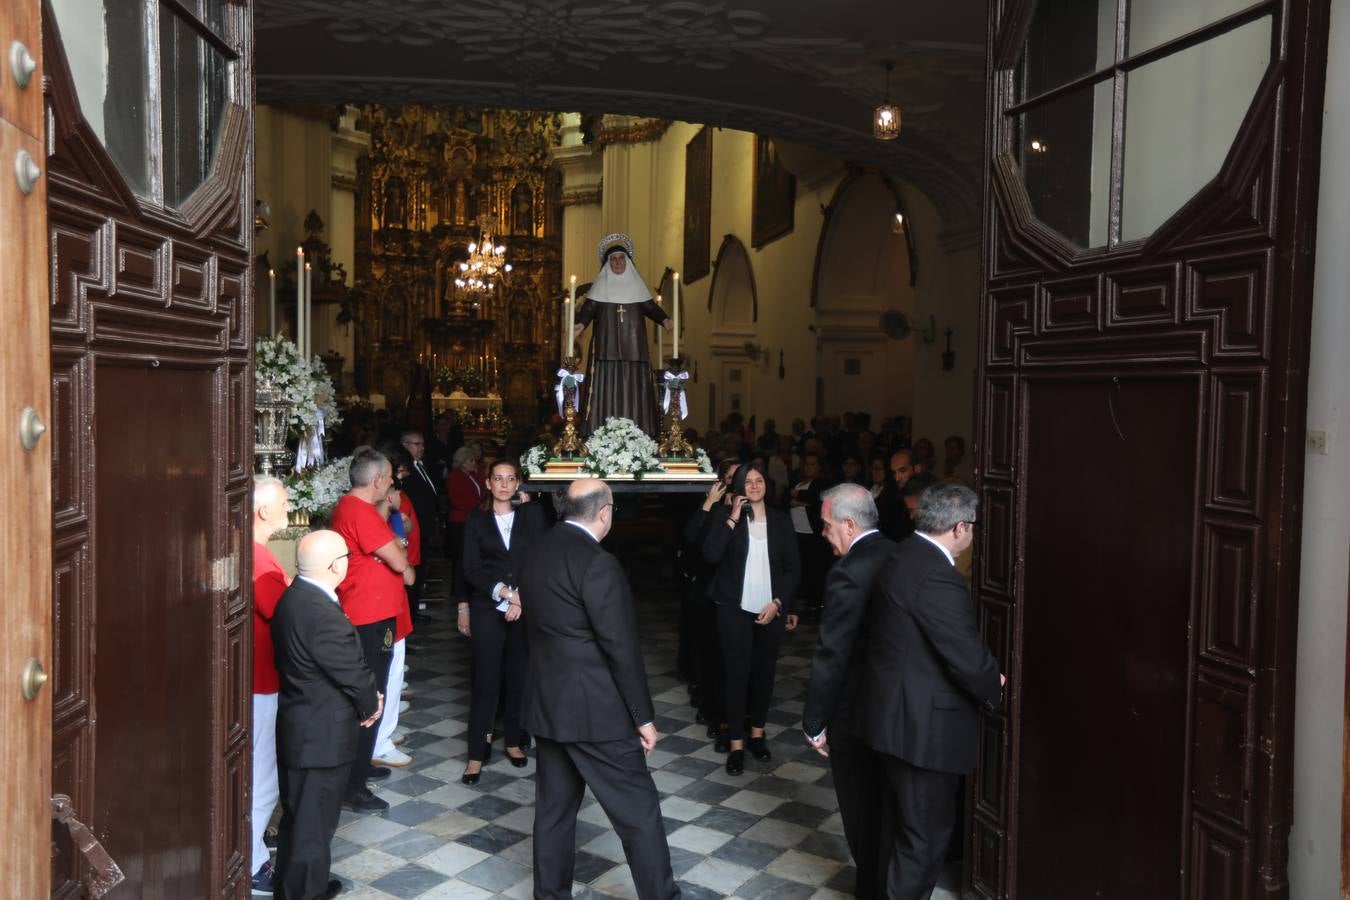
796;533;831;608
717;603;785;742
447;522;467;600
466;604;528;761
276;760;351;900
830;725;887;899
533;736;677;900
880;753;961;900
694;594;724;725
346;617;395;795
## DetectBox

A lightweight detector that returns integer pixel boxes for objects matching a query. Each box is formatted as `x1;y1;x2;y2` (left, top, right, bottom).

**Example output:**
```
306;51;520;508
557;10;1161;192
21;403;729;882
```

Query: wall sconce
743;341;770;365
778;350;785;380
942;327;956;371
892;211;905;234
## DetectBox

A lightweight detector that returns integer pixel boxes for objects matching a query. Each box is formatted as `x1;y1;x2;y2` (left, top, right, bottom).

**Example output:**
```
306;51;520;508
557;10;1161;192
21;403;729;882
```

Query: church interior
8;0;1350;899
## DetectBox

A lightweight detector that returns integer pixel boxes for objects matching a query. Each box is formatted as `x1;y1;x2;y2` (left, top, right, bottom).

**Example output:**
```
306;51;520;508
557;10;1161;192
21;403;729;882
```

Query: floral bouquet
286;456;352;516
582;417;662;478
521;443;550;476
256;336;343;437
694;448;714;474
434;365;485;396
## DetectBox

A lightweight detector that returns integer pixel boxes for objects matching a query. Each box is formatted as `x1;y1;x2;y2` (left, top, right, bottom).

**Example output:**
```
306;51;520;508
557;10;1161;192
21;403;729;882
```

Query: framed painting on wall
752;136;796;247
683;126;713;283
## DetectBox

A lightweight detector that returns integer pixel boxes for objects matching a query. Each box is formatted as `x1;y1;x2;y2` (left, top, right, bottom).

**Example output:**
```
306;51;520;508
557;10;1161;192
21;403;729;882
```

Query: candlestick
672;272;680;358
655;294;663;361
295;247;304;351
567;275;577;357
268;268;276;336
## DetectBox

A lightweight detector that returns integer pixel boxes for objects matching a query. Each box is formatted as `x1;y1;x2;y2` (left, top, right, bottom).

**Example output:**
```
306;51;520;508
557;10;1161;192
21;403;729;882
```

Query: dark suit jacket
404;460;445;549
462;502;549;608
877;490;914;543
802;531;896;737
859;536;1001;774
271;579;380;770
701;505;802;615
519;522;655;742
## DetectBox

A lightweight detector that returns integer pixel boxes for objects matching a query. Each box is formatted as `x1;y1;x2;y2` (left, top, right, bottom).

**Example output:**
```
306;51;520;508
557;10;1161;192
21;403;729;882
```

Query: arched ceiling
255;0;987;224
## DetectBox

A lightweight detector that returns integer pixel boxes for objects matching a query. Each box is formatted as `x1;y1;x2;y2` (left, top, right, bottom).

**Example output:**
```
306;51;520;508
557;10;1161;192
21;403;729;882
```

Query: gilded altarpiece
353;106;563;417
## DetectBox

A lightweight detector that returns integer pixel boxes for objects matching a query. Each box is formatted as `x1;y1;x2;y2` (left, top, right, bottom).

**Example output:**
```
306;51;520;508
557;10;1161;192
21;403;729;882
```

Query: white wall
1290;0;1350;895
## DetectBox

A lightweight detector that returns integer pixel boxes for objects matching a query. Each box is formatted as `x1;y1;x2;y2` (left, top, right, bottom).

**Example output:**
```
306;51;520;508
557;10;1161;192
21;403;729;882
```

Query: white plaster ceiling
255;0;987;222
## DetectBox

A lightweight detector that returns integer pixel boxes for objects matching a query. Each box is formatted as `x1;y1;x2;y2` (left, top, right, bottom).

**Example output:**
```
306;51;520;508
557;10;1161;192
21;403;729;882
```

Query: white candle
672;272;680;358
304;262;313;359
567;275;577;358
561;298;569;360
295;247;304;351
268;268;276;336
655;294;663;361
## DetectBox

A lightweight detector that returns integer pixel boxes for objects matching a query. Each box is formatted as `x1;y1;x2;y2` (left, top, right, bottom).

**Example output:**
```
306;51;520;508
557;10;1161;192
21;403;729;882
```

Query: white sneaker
403;664;410;674
372;747;413;767
399;700;411;714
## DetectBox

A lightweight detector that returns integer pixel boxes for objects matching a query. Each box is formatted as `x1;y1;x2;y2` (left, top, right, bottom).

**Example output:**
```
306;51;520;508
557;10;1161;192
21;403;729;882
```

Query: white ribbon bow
662;371;690;420
554;368;585;417
292;411;326;472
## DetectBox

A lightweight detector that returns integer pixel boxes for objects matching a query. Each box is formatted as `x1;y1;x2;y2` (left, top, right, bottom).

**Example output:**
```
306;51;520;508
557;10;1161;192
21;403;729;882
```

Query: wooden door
0;0;50;896
970;1;1331;898
43;0;255;896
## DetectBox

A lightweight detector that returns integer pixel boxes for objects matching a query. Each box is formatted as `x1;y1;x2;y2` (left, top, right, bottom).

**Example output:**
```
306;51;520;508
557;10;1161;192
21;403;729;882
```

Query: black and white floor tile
320;564;961;900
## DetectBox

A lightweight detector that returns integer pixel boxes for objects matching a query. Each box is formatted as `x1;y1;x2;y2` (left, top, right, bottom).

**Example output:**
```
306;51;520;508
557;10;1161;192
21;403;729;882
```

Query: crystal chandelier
455;216;512;299
873;62;902;141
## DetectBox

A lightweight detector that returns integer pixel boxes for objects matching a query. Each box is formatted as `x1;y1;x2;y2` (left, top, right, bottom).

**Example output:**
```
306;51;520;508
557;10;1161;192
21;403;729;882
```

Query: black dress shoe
725;749;744;776
461;766;481;785
505;748;528;768
714;731;730;754
325;877;343;898
520;732;532;751
747;736;772;762
342;787;389;813
367;765;391;781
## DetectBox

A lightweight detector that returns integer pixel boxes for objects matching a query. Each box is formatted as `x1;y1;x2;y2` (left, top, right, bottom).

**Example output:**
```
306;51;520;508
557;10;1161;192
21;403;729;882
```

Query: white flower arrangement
255;336;343;436
287;456;352;515
583;417;662;478
695;448;714;474
521;443;551;476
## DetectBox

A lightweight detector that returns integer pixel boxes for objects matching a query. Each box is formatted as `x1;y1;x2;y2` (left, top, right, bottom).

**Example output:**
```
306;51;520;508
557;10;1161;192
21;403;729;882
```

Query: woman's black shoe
461;766;481;785
506;748;528;768
747;736;772;762
705;723;718;739
725;749;744;776
714;731;730;754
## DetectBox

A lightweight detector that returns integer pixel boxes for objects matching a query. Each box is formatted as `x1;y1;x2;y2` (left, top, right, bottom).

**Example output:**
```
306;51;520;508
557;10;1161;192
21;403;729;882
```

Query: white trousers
250;692;279;873
374;638;406;758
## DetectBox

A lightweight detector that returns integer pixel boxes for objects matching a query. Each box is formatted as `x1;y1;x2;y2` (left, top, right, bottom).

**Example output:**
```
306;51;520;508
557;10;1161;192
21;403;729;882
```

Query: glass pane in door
1022;0;1117;98
1017;79;1114;247
161;4;232;207
1120;15;1271;241
1127;0;1261;57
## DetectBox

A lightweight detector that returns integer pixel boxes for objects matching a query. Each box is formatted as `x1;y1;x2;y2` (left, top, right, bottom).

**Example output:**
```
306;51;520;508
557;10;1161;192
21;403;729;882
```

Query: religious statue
573;233;672;436
511;182;533;235
383;175;407;229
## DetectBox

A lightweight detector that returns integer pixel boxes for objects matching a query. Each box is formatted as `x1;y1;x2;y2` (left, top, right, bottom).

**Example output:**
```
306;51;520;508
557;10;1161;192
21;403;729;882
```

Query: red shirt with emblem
253;541;289;694
394;490;421;641
331;493;405;627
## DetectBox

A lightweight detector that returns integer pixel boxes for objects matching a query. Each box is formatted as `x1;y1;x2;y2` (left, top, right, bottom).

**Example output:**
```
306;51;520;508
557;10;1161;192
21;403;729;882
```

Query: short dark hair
902;472;940;500
490;458;523;483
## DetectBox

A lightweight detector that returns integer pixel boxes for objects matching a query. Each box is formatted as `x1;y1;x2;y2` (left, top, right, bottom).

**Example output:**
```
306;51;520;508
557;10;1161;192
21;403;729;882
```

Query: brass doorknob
20;657;47;701
9;41;36;88
18;406;45;450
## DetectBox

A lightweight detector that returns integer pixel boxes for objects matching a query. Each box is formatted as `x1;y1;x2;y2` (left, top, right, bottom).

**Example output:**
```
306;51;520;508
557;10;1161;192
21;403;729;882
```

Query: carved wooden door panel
44;0;254;897
970;1;1330;898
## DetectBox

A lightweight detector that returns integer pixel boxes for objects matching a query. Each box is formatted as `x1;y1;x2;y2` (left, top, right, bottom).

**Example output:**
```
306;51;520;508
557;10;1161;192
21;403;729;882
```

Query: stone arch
707;234;757;325
811;170;916;310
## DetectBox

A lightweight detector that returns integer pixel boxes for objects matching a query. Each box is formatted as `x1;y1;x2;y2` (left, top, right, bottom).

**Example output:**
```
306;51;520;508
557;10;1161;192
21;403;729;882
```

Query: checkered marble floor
319;560;961;900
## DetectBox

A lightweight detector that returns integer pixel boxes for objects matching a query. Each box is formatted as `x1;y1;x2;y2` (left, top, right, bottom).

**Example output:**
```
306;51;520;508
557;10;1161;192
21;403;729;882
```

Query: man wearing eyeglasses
859;482;1004;900
272;530;383;900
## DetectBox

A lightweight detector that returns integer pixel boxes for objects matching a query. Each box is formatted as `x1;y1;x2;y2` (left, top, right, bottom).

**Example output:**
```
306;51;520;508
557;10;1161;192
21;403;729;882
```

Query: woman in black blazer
702;462;802;775
459;459;548;784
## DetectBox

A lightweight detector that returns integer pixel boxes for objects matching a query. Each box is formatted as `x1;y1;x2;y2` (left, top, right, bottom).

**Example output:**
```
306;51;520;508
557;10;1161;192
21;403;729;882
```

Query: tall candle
672;272;680;358
567;276;577;357
304;263;313;359
561;298;570;360
268;268;276;336
295;247;305;351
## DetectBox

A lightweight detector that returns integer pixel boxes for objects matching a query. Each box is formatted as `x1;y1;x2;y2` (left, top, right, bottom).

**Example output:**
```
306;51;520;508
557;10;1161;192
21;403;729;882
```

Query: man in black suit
860;483;1003;900
272;530;383;900
518;478;678;900
802;483;896;899
400;429;444;555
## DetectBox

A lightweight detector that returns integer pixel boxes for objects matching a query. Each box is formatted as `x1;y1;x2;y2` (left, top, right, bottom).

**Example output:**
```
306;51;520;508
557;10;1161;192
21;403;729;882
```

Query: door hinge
51;794;124;897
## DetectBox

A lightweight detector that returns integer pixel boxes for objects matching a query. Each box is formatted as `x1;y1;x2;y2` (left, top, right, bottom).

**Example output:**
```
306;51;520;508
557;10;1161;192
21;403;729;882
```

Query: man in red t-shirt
330;448;411;812
250;475;292;894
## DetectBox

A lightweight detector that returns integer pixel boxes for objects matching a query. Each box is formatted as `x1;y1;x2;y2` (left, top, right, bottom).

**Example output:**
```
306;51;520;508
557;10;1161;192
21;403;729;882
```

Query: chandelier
873;62;902;141
455;217;512;299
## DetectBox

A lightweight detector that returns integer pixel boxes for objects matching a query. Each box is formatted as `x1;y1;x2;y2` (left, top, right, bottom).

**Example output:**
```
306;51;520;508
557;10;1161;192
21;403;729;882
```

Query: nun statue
573;233;672;436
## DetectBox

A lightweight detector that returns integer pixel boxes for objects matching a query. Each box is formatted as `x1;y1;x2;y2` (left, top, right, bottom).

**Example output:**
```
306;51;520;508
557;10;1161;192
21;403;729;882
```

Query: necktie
416;460;434;490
